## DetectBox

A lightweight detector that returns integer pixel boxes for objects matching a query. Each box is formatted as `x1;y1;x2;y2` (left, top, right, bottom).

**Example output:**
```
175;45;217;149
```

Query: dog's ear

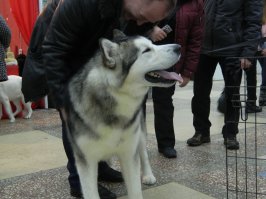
113;29;126;39
99;38;118;68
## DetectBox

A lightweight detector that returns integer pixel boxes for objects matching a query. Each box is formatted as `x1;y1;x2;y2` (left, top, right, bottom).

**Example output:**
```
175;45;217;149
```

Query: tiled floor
0;79;265;199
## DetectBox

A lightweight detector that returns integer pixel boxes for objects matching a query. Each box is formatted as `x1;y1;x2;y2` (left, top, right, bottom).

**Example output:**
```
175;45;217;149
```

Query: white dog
0;75;32;122
64;30;182;199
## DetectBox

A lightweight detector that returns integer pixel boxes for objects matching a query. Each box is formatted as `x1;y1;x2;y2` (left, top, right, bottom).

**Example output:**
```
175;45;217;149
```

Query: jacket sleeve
178;3;204;78
42;0;92;108
0;15;11;49
241;0;263;57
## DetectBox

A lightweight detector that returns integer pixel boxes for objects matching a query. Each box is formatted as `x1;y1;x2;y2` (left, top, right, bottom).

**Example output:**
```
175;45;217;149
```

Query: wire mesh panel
225;56;266;199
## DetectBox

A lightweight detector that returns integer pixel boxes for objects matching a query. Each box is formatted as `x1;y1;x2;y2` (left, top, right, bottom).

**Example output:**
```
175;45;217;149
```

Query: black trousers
245;59;257;102
152;85;176;149
192;54;243;138
258;57;266;90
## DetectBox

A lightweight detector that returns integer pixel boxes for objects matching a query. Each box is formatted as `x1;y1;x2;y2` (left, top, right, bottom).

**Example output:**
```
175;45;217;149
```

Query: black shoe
70;184;117;199
158;147;177;158
224;137;239;150
70;187;83;198
187;133;210;146
246;103;262;113
98;165;123;183
259;90;266;106
259;100;266;106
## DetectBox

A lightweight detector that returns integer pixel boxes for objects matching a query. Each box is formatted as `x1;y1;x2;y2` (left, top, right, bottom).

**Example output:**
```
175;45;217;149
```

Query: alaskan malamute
64;30;182;199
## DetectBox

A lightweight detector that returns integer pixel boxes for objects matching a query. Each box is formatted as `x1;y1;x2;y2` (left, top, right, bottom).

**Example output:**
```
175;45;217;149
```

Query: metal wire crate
225;56;266;199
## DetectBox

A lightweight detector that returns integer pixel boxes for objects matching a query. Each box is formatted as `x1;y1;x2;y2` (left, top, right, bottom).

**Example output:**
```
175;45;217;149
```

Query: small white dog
0;75;32;122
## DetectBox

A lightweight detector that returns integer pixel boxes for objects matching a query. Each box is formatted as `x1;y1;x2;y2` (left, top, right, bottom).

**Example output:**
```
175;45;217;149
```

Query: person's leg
152;84;176;158
60;113;81;194
187;54;218;146
259;57;266;88
258;57;266;106
217;87;226;113
245;60;257;102
220;57;242;150
245;60;262;112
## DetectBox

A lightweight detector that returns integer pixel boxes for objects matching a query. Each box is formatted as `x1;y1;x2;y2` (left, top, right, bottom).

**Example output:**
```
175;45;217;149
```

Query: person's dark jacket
25;0;153;107
202;0;262;57
22;0;60;102
0;15;11;82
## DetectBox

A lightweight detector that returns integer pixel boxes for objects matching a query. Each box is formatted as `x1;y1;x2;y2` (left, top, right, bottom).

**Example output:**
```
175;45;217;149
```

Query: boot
246;102;262;113
259;89;266;106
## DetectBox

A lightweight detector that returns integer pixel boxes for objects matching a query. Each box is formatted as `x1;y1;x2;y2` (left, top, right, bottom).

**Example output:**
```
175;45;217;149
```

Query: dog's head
98;30;182;90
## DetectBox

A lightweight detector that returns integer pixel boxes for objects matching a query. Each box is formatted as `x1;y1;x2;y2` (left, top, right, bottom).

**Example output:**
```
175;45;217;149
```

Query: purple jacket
174;0;204;78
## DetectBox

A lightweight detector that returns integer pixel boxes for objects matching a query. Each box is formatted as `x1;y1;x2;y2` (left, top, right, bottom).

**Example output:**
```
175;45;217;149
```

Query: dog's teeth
149;72;155;77
148;72;160;78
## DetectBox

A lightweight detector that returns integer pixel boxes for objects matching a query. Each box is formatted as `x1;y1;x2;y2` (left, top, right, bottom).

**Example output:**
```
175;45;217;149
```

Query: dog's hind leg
120;149;143;199
0;86;15;122
12;99;22;117
139;133;156;185
139;116;156;185
2;99;15;122
75;156;100;199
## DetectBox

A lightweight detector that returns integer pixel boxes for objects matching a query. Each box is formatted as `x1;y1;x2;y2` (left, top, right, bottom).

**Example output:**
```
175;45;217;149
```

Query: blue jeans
61;114;80;190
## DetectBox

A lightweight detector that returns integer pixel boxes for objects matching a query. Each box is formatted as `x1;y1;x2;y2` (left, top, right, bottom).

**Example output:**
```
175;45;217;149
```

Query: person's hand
179;76;190;87
240;58;252;70
149;26;167;42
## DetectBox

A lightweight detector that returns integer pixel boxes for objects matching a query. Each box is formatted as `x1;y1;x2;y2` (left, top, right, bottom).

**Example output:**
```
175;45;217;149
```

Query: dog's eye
143;48;151;54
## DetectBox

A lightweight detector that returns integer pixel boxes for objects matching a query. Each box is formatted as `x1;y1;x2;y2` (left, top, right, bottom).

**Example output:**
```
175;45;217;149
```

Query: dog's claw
23;111;32;119
10;118;15;123
24;114;32;119
142;175;156;185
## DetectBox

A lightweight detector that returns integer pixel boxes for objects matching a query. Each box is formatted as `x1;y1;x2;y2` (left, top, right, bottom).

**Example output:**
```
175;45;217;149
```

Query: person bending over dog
22;0;177;198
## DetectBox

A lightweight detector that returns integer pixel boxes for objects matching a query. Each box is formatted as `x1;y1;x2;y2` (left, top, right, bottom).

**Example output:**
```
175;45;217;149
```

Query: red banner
9;0;39;45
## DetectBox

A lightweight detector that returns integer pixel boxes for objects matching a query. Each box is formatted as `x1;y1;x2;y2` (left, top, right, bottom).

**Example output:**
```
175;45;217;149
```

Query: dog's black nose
174;44;181;54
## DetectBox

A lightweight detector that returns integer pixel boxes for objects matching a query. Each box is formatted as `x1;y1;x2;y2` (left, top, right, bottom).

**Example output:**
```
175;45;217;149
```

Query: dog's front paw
142;175;156;185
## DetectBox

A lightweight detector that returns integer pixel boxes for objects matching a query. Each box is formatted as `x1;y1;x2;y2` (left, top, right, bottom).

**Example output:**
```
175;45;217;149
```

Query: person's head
123;0;176;25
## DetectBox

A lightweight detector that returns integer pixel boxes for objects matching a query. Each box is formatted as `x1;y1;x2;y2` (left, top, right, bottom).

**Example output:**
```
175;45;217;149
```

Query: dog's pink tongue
157;71;183;83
